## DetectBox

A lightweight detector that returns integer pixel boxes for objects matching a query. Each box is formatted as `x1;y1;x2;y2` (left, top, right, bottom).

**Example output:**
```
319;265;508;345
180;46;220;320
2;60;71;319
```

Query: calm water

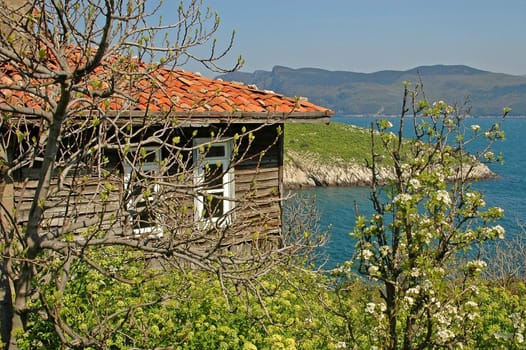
289;116;526;268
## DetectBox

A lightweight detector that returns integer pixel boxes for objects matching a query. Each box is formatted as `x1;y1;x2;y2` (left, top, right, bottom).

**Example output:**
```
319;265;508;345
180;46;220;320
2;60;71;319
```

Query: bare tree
0;1;322;348
482;221;526;287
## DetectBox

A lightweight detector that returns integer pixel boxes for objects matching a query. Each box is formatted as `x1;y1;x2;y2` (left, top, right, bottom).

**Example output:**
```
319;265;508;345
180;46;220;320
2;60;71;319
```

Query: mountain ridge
217;65;526;116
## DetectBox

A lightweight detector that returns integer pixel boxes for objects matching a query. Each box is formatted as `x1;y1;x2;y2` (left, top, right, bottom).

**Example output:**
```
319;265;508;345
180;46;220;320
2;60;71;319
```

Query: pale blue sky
172;0;526;76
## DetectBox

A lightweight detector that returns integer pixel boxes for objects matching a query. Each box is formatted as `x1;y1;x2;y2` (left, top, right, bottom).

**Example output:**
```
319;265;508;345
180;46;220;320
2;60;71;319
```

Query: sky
168;0;526;76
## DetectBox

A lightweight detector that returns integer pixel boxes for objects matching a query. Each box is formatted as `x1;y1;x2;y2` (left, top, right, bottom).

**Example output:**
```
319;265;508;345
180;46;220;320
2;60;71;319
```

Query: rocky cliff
283;150;496;189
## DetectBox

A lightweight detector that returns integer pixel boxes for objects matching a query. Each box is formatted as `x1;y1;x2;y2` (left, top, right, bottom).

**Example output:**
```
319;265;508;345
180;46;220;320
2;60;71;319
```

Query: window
193;139;234;225
124;146;162;236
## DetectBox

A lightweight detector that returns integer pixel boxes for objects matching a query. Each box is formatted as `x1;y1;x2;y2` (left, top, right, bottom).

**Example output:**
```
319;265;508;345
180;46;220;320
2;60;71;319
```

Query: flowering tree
341;83;509;349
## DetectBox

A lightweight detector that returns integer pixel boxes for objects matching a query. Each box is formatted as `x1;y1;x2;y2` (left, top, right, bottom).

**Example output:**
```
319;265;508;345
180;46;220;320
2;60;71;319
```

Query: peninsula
283;122;496;188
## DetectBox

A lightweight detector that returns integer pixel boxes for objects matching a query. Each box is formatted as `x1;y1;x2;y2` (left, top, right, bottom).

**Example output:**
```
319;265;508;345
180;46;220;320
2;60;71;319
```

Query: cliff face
283;150;496;189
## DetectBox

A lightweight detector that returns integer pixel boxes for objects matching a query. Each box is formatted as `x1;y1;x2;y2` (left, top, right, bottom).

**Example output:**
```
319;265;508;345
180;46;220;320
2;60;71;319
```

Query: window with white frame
124;146;162;236
193;139;234;225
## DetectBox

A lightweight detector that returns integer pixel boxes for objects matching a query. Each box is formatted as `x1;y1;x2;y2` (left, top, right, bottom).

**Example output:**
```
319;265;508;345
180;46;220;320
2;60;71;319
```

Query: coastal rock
283;150;496;189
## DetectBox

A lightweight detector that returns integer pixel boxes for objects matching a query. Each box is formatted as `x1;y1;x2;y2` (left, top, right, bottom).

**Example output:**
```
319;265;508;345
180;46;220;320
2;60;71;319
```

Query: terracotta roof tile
1;50;333;122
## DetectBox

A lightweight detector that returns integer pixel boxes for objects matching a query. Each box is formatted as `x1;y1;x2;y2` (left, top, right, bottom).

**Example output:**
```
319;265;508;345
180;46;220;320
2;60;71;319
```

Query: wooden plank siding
6;123;285;251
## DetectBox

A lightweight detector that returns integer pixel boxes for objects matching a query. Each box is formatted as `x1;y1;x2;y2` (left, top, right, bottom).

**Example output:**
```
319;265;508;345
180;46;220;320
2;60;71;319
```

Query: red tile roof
0;51;333;123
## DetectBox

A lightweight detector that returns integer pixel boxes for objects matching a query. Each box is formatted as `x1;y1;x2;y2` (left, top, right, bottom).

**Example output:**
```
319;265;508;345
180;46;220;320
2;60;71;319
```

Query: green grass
284;122;374;165
284;121;485;173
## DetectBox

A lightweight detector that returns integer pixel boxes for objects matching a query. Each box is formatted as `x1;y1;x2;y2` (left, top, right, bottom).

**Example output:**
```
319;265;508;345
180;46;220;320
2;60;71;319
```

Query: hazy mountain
217;65;526;116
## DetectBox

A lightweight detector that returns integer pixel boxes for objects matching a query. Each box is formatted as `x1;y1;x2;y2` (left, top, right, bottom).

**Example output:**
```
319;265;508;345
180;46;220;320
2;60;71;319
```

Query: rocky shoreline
283;150;497;189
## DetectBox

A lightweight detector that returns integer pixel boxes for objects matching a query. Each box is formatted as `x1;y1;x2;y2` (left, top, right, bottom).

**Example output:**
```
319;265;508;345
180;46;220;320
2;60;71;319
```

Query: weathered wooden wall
5;123;284;251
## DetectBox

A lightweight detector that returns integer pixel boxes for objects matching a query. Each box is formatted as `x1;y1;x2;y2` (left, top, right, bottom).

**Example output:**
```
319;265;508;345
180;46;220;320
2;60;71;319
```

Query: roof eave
100;110;334;126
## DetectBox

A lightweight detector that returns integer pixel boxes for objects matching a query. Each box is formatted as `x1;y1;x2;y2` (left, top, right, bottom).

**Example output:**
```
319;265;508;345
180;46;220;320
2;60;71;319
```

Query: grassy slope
284;121;492;180
284;122;374;165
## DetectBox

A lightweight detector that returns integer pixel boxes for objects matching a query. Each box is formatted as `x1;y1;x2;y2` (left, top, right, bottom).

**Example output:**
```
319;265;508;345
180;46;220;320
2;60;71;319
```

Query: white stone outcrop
283;150;496;189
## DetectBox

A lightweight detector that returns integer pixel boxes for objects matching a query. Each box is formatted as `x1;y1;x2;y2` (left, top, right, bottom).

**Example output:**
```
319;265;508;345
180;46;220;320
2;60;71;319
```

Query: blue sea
288;116;526;268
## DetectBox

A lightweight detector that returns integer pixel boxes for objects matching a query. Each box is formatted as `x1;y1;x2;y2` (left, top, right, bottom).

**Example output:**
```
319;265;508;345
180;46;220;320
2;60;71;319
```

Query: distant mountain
217;65;526;116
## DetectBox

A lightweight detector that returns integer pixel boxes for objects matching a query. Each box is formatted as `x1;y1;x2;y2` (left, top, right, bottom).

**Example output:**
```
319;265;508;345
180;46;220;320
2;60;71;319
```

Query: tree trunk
386;282;398;350
8;267;32;350
5;84;68;348
0;266;13;350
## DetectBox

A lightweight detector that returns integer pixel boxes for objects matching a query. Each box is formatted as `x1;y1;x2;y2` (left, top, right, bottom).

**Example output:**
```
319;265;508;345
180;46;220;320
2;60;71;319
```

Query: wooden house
0;56;333;254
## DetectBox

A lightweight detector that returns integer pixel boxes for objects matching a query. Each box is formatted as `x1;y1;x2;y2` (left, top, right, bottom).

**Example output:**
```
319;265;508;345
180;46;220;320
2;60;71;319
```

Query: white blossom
394;193;412;205
368;265;379;275
437;328;455;343
379;245;391;257
467;260;487;273
468;285;480;295
378;302;387;312
465;192;486;207
435;312;450;326
361;249;374;260
365;302;376;314
467;312;480;321
464;301;478;308
484;151;495;160
471;124;481;132
335;341;347;349
481;225;506;239
408;178;421;190
492;225;506;239
407;286;420;296
436;190;451;206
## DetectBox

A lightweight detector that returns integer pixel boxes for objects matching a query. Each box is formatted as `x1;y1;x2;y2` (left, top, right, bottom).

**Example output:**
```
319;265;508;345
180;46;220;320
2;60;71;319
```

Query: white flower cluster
436;190;451;206
432;100;455;114
334;341;347;349
335;341;347;349
394;193;412;205
365;302;386;314
368;265;379;276
361;248;374;260
365;302;376;314
484;151;495;161
408;178;421;190
379;245;391;257
436;328;455;343
406;286;421;296
470;124;481;132
466;260;487;273
410;268;421;277
465;192;486;207
463;301;480;321
494;207;504;216
482;225;506;239
403;295;415;306
511;312;525;344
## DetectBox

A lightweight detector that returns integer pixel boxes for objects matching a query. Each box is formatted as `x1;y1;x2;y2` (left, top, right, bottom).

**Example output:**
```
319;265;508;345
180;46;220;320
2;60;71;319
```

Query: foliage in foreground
18;247;337;350
16;248;526;350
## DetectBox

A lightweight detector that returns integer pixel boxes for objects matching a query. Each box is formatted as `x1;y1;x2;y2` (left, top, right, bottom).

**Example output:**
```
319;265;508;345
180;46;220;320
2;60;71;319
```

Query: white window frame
193;138;235;225
124;146;162;236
